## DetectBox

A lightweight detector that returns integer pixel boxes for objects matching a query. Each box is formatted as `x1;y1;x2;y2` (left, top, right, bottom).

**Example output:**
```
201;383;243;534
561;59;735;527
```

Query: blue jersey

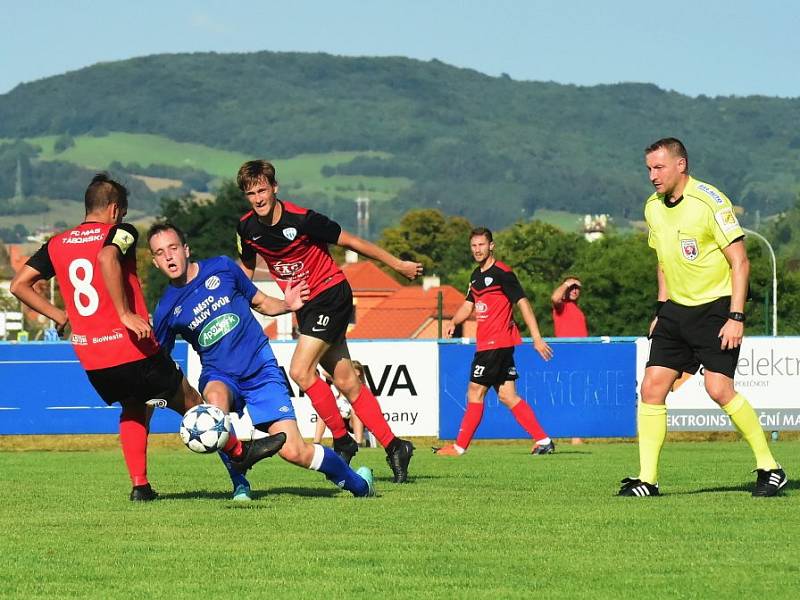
153;256;277;379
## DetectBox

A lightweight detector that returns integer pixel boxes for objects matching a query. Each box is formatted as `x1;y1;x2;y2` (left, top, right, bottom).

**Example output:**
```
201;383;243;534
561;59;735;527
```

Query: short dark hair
645;137;689;173
146;221;187;246
470;227;493;243
237;160;278;190
85;173;128;214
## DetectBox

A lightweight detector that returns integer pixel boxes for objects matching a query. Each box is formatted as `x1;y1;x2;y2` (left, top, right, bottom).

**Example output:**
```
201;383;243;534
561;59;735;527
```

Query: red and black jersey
26;222;159;370
236;200;347;301
466;260;525;351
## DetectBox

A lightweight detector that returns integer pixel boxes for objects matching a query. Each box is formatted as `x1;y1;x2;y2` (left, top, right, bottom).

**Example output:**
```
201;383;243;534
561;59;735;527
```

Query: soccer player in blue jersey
148;222;374;499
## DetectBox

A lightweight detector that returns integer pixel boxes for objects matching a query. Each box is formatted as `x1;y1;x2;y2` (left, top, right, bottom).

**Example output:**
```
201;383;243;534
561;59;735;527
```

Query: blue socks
218;450;250;489
311;444;369;497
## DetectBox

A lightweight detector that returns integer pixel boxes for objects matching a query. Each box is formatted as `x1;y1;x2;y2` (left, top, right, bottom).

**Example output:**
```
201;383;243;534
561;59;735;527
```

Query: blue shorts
199;354;296;427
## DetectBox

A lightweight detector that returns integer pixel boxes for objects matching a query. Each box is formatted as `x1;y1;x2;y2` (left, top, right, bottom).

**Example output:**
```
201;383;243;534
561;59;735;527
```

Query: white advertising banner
186;340;440;438
635;337;800;431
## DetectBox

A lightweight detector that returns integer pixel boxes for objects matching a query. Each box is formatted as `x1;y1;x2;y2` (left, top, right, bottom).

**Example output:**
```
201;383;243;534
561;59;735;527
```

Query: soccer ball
179;404;231;454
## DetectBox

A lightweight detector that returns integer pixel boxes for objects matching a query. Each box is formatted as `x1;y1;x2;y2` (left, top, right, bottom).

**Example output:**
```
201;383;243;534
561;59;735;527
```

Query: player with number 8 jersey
11;174;204;502
32;220;157;369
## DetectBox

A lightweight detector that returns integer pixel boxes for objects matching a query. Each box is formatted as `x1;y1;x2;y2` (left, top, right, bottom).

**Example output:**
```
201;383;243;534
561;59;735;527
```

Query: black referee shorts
86;348;184;407
647;297;740;379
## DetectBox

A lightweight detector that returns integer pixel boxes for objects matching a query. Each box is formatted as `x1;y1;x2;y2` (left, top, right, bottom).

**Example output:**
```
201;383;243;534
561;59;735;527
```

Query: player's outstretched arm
517;298;553;361
10;266;68;330
251;280;309;316
445;301;475;338
337;230;423;281
98;245;151;340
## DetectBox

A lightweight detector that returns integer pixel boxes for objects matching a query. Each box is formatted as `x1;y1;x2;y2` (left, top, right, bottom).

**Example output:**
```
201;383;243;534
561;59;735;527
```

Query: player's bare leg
290;335;352;458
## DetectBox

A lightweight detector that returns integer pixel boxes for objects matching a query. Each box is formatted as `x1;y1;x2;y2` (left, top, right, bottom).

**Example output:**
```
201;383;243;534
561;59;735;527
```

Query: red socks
350;384;396;448
306;377;348;438
119;407;149;487
456;402;484;450
223;433;243;459
511;400;548;442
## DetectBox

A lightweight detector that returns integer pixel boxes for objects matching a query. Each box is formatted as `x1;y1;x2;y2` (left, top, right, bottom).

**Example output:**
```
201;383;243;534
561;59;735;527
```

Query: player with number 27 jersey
27;221;158;369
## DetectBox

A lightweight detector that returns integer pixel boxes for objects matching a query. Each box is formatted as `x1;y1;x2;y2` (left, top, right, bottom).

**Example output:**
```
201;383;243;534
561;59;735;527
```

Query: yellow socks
637;402;667;484
722;393;779;471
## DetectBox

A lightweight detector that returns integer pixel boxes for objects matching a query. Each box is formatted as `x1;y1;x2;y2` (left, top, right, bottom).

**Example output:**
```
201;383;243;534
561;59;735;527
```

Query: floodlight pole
743;228;777;336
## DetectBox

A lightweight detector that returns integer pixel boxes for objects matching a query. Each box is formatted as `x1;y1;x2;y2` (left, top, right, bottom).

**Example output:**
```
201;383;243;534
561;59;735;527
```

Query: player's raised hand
284;279;309;311
533;337;553;361
397;260;424;281
121;312;152;340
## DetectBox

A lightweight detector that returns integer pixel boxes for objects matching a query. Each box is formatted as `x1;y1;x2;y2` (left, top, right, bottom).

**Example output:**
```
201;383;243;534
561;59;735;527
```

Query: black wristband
728;311;746;323
654;301;665;317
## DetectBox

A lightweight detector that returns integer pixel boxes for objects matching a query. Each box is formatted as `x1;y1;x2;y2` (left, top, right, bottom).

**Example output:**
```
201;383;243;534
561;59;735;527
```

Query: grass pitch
1;439;797;599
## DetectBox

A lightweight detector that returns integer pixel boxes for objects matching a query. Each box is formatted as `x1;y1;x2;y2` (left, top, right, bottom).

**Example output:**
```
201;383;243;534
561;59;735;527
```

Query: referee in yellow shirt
619;137;786;497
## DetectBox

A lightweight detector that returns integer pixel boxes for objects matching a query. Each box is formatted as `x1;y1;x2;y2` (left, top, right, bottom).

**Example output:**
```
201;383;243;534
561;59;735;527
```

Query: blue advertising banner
0;342;188;434
439;340;638;439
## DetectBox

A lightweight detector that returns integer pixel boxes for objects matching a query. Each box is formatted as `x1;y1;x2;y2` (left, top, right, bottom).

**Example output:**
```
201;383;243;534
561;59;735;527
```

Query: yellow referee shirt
645;176;744;306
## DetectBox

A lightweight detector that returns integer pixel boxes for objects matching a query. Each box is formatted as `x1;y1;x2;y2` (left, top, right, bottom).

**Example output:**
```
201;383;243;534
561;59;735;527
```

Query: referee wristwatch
728;311;746;323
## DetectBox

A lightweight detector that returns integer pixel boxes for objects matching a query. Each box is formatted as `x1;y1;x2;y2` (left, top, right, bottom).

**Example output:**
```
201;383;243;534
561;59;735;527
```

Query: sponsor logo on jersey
715;208;740;233
173;305;182;317
681;238;699;261
475;301;488;313
92;328;125;345
697;183;726;205
484;276;493;286
205;276;221;290
63;227;105;245
71;334;88;345
274;260;304;278
198;313;240;347
282;227;297;241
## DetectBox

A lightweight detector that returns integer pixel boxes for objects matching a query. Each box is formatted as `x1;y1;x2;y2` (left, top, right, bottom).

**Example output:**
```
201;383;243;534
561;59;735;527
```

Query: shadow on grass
158;486;343;501
678;478;797;495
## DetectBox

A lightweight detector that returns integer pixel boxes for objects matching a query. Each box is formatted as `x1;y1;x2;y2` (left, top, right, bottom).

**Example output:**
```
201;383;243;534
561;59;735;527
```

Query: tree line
1;51;799;230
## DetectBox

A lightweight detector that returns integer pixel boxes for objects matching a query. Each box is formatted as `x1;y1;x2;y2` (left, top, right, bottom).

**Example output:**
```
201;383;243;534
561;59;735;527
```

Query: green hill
1;51;799;231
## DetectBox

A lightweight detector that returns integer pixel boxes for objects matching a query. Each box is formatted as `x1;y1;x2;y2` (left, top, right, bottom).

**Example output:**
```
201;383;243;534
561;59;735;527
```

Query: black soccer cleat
130;483;158;502
618;477;660;497
386;438;415;483
752;467;788;497
333;434;359;465
230;433;287;474
531;440;556;455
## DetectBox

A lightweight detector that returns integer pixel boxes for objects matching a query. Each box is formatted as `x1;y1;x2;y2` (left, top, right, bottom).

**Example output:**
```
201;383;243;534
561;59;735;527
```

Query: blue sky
1;0;798;97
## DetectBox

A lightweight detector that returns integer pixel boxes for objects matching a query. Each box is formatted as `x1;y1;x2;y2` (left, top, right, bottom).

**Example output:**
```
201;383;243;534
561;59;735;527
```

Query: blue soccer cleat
355;466;375;497
232;481;252;502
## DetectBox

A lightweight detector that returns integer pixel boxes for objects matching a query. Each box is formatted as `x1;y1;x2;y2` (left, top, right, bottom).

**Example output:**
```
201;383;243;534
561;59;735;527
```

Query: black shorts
647;297;740;379
469;348;519;387
86;349;184;407
296;281;353;344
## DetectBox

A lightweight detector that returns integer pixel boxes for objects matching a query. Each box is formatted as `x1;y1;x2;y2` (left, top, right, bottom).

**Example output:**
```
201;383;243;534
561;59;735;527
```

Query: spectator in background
551;276;588;338
551;276;588;445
